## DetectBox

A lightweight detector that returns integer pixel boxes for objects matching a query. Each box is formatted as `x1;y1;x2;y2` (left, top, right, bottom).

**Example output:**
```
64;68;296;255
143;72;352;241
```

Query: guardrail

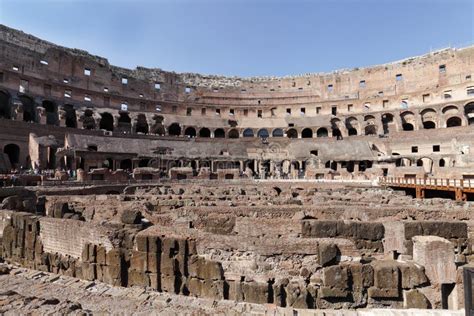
380;177;474;189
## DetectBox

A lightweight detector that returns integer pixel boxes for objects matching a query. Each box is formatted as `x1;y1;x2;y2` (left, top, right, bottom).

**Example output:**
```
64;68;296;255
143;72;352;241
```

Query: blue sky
0;0;473;77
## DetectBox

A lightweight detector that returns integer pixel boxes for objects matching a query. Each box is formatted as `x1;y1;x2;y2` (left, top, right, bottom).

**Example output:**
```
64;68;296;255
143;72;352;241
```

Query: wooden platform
380;177;474;201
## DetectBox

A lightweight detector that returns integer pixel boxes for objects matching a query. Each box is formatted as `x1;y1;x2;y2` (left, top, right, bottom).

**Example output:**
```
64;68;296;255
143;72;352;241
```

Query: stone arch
364;125;377;135
400;111;415;131
19;95;36;122
63;104;77;128
168;123;182;136
272;128;284;137
43;100;58;125
184;127;196;137
135;114;149;134
446;116;462;127
150;115;165;135
3;143;20;167
301;128;313;138
257;128;269;138
199;127;211;138
243;128;254;137
420;108;437;129
381;113;394;134
316;127;328;138
214;128;225;138
100;112;114;131
117;112;131;133
286;128;298;138
0;90;11;119
442;105;459;115
83;109;96;130
346;117;359;136
464;102;474;125
228;129;239;139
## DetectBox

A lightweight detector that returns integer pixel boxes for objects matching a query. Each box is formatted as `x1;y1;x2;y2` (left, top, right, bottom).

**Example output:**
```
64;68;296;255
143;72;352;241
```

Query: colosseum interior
0;24;474;314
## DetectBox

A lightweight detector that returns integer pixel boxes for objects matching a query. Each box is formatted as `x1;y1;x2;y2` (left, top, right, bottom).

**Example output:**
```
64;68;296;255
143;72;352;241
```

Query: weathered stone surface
403;289;431;309
318;242;339;266
412;236;456;285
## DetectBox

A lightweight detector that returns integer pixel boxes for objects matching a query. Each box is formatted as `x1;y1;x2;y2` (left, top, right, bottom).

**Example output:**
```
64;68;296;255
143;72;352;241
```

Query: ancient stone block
105;249;122;266
318;242;339;266
96;246;106;265
368;287;399;298
103;265;122;286
161;274;177;293
372;260;399;289
128;269;149;287
241;282;269;304
81;262;96;281
322;265;348;289
130;250;147;272
319;287;348;298
350;263;373;289
302;220;338;238
135;235;148;252
228;280;244;302
412;236;456;285
403;289;430;309
201;279;224;300
147;252;160;273
121;209;142;225
147;236;161;253
188;256;223;280
399;262;428;289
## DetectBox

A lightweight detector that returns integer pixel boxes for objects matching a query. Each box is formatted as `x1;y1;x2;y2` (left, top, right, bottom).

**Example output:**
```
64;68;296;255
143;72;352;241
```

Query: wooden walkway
380;177;474;201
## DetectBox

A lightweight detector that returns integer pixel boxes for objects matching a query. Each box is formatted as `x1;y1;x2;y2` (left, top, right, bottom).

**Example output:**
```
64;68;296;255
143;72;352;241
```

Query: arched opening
243;128;254;138
348;128;357;136
64;104;77;128
3;144;20;167
199;127;211;138
346;117;358;136
184;127;197;137
20;95;36;122
0;91;11;119
138;159;150;167
423;121;436;129
272;128;284;137
99;112;114;131
168;123;182;136
120;159;132;170
150;115;165;135
83;109;95;130
135;114;149;134
301;128;313;138
464;102;474;125
117;112;131;134
402;123;414;131
286;128;298;138
332;128;342;140
43;100;58;125
364;125;377;136
257;129;269;138
316;127;328;138
381;113;394;134
446;116;462;127
439;159;445;167
214;128;225;138
228;129;239;139
416;159;423;167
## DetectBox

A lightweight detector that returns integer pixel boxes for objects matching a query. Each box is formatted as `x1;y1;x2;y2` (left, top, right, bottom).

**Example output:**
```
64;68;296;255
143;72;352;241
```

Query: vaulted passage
228;129;239;138
0;91;11;119
184;127;196;137
199;128;211;138
168;123;181;136
446;116;462;127
64;104;77;128
214;128;225;138
4;143;20;167
135;114;149;134
20;95;36;123
43;100;57;125
301;128;313;138
100;112;114;131
316;128;328;138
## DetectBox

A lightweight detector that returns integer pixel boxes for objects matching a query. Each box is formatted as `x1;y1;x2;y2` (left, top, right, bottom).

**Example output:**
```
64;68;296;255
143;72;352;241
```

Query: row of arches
0;90;472;136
